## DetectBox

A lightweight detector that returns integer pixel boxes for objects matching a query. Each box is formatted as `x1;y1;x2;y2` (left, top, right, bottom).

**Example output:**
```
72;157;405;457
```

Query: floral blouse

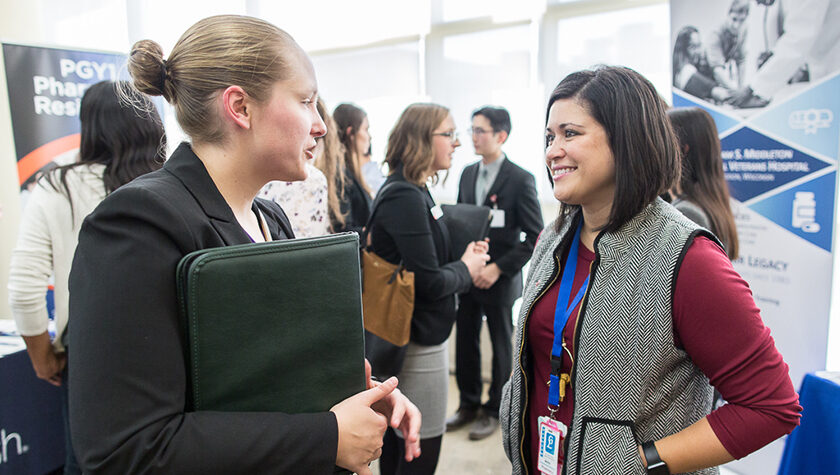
259;163;329;238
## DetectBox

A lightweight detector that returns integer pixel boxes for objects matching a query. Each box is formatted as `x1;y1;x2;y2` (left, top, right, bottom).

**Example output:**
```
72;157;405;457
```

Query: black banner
2;43;126;189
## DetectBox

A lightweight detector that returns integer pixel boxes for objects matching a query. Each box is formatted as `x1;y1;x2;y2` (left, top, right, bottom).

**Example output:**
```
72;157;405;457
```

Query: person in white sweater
8;80;165;474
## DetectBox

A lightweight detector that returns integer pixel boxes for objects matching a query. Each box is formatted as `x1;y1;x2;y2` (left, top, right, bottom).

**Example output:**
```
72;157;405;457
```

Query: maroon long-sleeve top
527;236;801;472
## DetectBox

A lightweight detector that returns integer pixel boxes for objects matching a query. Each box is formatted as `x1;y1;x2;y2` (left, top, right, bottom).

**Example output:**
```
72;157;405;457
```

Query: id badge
537;416;567;475
490;209;505;228
430;205;443;220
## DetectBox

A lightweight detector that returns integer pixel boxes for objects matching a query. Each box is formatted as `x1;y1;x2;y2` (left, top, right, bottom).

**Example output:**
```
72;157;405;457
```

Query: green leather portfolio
176;232;366;414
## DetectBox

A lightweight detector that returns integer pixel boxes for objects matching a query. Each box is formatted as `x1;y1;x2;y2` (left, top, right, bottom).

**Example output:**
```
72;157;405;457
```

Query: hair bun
128;39;169;101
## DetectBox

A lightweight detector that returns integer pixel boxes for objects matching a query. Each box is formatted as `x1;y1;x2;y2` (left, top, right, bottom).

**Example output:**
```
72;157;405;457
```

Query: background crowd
6;12;802;475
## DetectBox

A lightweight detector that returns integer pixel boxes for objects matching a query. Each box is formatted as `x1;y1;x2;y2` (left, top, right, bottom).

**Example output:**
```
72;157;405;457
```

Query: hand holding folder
440;203;492;256
176;232;422;472
176;233;366;414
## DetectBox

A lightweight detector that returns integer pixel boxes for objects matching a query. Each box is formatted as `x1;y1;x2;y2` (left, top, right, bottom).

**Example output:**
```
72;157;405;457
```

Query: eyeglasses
432;131;459;144
468;127;493;136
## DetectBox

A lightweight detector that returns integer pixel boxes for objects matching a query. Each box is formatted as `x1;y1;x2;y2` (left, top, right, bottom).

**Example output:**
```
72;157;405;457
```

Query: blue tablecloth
0;350;64;474
778;372;840;475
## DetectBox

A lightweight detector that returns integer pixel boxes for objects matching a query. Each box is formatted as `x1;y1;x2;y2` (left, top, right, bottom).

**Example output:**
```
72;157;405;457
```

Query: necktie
476;168;489;205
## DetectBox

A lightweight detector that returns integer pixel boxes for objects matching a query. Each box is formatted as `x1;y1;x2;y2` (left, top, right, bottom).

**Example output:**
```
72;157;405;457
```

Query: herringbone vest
501;199;720;475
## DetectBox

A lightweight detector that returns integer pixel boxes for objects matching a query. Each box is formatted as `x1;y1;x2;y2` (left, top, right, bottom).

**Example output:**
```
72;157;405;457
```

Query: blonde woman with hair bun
69;15;420;474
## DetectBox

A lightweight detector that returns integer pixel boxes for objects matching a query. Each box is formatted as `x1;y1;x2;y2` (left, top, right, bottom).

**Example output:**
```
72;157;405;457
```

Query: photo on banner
671;0;840;473
671;0;840;117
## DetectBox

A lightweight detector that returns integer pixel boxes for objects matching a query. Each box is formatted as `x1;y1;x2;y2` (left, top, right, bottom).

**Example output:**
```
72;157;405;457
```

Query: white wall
0;0;48;320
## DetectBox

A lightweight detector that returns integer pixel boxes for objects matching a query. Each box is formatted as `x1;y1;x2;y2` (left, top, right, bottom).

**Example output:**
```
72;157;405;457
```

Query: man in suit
446;106;543;440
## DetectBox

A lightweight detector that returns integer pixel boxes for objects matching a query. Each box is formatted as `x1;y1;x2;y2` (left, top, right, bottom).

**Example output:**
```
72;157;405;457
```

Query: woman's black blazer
369;170;472;345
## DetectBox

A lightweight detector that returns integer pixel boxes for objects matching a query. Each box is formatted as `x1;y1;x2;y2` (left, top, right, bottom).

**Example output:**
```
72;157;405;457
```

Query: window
312;42;425;168
542;3;671;102
259;0;429;51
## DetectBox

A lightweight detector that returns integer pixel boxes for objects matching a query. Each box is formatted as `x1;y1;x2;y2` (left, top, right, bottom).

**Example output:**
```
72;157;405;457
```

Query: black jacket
68;143;338;474
457;157;543;305
369;170;472;345
334;170;372;235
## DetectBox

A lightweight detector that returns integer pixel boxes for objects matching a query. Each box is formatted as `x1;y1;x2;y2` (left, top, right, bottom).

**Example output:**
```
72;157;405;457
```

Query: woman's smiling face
544;98;615;212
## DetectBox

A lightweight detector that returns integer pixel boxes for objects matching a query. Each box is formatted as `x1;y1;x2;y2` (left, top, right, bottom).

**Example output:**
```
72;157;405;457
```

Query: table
0;349;64;474
778;372;840;475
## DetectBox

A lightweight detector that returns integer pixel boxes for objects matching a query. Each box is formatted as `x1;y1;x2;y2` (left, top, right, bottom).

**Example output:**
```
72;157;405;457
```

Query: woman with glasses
369;103;489;474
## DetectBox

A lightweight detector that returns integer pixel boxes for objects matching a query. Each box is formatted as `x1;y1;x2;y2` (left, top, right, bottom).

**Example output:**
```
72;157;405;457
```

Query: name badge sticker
490;209;505;228
430;205;443;220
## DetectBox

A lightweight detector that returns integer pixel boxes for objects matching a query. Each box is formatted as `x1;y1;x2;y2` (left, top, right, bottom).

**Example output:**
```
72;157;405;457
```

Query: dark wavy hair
668;107;739;259
43;80;165;215
547;66;679;233
333;102;372;195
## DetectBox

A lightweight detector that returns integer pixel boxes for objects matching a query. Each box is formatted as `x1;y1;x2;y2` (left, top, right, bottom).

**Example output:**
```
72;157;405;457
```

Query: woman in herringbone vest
500;66;801;475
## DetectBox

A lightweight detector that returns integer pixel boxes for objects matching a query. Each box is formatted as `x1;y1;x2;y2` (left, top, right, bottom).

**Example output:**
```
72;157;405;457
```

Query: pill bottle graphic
792;191;820;233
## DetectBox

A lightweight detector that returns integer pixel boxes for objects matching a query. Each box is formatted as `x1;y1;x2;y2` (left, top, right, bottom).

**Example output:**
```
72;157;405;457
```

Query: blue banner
671;0;840;472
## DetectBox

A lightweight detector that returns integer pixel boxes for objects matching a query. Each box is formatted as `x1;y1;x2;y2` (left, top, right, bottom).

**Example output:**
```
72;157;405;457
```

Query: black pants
379;428;442;475
454;295;513;415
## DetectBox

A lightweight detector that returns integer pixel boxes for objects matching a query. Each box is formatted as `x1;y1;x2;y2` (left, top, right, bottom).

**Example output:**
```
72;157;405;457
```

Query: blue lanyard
548;222;590;408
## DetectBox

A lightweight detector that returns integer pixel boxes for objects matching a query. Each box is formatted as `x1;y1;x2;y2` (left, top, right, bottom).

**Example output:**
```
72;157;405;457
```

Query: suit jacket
369;169;472;346
457;156;543;306
68;143;338;474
